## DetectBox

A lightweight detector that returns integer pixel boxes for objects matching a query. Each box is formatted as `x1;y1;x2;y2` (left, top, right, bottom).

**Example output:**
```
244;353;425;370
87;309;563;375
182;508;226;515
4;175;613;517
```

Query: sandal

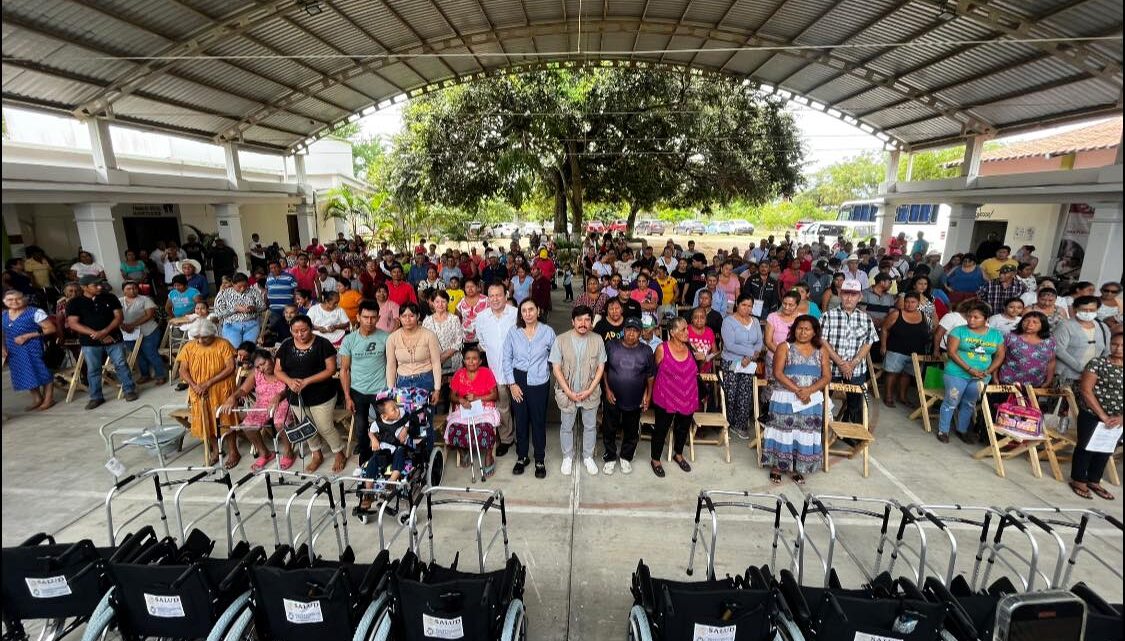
1069;481;1093;500
792;473;806;486
651;461;666;478
481;464;495;479
278;455;296;471
1088;484;1115;501
769;471;782;485
251;452;276;472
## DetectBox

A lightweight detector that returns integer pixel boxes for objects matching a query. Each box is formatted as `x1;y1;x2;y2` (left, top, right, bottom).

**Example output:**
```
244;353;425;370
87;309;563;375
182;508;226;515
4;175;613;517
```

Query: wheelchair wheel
205;591;251;641
500;599;527;641
3;617;65;641
427;447;444;488
627;605;654;641
219;608;255;641
78;608;125;641
352;593;390;641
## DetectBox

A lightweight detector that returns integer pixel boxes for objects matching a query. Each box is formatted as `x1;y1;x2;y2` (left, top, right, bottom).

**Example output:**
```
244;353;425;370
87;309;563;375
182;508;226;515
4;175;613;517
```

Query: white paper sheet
734;360;757;375
789;391;823;413
1086;422;1124;454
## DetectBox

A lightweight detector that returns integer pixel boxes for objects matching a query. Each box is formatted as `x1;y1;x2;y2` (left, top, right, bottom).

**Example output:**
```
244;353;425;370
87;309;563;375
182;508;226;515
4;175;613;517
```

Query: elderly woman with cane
176;319;239;466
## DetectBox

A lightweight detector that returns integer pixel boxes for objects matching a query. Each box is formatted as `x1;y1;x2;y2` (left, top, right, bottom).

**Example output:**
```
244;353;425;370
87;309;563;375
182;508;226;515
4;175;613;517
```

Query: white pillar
942;203;981;262
295;202;316;247
74;202;124;291
87;118;118;184
1079;202;1123;284
3;203;25;258
961;135;987;183
904;153;914;181
294;153;308;187
875;151;902;249
222;142;243;190
214;203;247;275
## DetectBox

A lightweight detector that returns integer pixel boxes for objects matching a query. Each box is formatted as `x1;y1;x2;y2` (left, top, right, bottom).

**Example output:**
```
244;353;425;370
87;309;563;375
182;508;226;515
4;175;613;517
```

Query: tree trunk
551;171;568;235
565;145;584;235
626;203;640;236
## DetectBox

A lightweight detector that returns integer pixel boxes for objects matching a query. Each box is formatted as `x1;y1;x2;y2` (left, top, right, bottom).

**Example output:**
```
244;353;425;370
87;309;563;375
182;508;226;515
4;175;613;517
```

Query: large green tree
388;67;804;234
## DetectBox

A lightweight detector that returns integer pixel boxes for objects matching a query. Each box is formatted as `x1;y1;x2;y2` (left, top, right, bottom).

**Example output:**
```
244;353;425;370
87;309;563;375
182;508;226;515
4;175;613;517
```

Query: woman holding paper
761;315;831;485
720;294;764;441
445;345;499;478
1069;331;1122;501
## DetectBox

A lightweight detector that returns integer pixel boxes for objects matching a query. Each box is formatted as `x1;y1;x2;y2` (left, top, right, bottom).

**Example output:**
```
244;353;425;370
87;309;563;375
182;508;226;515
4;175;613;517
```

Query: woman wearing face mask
1054;296;1112;389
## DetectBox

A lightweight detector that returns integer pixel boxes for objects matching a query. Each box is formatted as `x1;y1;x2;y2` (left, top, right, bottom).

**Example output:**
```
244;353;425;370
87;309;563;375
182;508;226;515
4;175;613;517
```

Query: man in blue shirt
407;250;431;287
179;259;209;298
265;260;298;334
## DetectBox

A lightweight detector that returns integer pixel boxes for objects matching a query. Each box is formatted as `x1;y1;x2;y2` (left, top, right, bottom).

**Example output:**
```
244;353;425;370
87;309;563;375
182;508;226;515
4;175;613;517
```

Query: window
896;204;937;224
895;205;909;223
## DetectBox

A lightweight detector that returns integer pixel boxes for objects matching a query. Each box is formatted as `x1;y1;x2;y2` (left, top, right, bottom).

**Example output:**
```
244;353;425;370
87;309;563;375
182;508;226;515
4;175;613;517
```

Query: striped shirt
266;273;298;311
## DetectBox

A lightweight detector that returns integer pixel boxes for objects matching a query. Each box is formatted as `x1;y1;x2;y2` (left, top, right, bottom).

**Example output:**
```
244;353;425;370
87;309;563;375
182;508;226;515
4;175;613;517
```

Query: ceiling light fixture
299;1;324;17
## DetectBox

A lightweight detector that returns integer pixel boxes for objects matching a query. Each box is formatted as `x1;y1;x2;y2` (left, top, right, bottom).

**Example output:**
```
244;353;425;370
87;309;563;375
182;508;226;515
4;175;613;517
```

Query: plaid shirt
977;279;1026;315
821;306;878;378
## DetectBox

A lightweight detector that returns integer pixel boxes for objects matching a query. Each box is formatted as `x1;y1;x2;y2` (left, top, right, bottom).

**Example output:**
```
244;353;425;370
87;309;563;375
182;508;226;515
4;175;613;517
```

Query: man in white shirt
474;281;519;455
841;254;870;290
158;242;185;285
750;239;770;264
592;251;616;279
248;233;267;272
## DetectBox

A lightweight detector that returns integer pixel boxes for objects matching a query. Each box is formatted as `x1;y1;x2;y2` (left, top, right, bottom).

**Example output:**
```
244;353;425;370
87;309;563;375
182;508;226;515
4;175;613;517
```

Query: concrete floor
3;286;1122;639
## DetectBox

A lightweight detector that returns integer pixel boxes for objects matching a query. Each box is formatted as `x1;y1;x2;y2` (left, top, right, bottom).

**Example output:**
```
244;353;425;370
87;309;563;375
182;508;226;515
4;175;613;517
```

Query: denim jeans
222;318;260;347
938;374;983;435
128;330;167;379
82;342;136;401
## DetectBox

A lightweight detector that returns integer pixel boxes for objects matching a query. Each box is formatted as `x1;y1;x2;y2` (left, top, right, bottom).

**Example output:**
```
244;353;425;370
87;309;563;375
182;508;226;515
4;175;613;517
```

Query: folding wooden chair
109;339;144;400
908;354;945;433
1028;386;1121;486
689;373;731;463
57;347;87;403
749;376;768;467
166;324;192;386
972;383;1045;479
866;353;882;400
639;408;672;462
823;382;875;477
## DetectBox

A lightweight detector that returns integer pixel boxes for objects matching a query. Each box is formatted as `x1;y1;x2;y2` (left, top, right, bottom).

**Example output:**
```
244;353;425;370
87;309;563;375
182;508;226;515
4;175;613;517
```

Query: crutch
466;415;484;483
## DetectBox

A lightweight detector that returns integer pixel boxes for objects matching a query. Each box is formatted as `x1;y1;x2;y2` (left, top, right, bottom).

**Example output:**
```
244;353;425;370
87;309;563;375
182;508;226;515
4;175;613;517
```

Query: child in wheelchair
358;389;435;511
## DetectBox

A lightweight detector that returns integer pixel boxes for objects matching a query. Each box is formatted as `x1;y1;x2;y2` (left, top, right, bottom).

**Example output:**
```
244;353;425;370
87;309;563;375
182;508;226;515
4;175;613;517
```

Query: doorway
122;217;181;253
287;215;300;248
969;220;1007;258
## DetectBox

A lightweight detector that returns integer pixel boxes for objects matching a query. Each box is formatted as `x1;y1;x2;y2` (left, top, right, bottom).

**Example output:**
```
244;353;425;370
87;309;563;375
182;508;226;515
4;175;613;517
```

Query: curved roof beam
221;18;995;148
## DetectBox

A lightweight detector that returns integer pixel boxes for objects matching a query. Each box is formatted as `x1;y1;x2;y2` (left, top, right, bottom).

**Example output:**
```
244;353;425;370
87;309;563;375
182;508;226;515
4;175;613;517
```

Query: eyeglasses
1104;289;1121;294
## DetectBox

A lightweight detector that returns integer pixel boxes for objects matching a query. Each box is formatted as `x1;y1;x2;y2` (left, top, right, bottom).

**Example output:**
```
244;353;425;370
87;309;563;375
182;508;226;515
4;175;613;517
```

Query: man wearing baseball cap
977;263;1026;316
820;279;878;423
601;316;655;475
66;275;139;409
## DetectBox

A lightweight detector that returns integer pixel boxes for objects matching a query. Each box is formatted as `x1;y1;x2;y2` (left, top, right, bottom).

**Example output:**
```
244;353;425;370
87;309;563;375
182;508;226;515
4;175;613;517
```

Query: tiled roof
979;118;1121;163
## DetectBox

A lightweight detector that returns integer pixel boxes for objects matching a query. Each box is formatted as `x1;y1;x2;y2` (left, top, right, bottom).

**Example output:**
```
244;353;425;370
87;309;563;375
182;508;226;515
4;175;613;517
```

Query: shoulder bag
283;392;319;445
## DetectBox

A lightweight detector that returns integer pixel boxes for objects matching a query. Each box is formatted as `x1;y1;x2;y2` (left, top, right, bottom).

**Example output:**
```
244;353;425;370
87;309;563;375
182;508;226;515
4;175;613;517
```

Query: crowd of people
2;227;1121;498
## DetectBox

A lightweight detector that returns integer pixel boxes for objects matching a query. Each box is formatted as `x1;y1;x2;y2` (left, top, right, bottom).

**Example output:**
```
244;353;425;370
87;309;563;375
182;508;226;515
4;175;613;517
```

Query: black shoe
512;457;529;475
534;461;547;478
956;430;976;444
123;391;139;402
936;432;950;443
85;398;105;411
495;442;512;457
175;382;189;391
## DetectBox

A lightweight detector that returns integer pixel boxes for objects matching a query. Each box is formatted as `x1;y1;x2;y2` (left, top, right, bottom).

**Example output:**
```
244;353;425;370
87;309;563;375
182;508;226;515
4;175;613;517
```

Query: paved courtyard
2;287;1121;640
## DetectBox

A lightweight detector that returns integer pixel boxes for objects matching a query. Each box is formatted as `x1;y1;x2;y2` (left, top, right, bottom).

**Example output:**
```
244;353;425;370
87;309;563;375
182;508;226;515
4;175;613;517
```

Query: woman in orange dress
176;319;240;467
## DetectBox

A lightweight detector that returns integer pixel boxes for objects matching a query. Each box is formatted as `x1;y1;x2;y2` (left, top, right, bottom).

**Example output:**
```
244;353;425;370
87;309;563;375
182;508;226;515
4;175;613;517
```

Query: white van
797;221;879;247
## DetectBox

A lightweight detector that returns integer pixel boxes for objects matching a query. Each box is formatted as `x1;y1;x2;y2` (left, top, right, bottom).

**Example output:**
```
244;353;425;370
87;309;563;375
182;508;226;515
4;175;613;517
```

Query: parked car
467;221;491;239
797;221;878;247
609;219;629;233
728;219;755;235
637;220;665;235
585;220;607;234
674;220;705;235
492;222;520;238
521;222;544;238
705;221;734;235
794;218;815;232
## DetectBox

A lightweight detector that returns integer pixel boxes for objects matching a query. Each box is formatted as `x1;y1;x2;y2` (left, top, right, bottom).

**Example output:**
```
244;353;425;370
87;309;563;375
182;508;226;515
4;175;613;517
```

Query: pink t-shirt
686;326;716;374
652;343;699;415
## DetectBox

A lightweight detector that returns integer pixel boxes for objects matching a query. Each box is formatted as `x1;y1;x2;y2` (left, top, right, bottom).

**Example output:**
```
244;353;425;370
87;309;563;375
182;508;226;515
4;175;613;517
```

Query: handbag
993;393;1044;441
284;393;319;445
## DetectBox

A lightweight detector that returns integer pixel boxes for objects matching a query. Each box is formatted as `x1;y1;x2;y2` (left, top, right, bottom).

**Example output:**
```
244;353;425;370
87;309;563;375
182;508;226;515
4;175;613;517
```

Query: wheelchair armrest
778;570;811;625
217;546;266;594
895;577;924;601
169;562;202;590
50;539;98;569
307;567;348;600
1071;582;1119;616
266;544;293;567
357;550;391;600
924;578;978;640
19;532;56;547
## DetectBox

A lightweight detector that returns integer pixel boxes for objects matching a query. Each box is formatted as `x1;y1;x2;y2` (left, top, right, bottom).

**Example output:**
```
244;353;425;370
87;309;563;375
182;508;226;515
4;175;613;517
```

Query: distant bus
837;199;951;255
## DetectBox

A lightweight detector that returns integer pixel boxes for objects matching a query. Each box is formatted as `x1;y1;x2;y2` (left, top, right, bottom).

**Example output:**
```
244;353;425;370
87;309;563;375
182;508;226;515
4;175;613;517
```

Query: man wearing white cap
821;279;878;423
840;255;869;291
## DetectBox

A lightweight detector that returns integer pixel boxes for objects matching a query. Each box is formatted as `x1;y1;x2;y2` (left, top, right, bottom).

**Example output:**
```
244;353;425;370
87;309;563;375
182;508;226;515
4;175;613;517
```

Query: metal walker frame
685;490;807;583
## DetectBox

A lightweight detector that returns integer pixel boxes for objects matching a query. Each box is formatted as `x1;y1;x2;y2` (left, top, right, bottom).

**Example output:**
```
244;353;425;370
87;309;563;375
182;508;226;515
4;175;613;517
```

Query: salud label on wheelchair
24;575;71;598
422;613;465;639
143;593;185;618
282;598;324;624
693;622;736;641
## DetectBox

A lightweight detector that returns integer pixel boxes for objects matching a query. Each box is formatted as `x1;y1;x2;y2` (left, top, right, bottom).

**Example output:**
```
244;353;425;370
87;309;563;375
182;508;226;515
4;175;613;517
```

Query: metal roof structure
2;0;1121;154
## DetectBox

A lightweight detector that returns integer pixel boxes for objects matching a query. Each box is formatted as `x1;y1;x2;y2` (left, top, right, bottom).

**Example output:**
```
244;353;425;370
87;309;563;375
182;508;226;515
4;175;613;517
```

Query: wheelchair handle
109;525;159;563
217;546;266;594
169;562;201;591
1103;513;1123;530
18;532;56;547
291;480;316;497
50;539;98;569
114;474;138;490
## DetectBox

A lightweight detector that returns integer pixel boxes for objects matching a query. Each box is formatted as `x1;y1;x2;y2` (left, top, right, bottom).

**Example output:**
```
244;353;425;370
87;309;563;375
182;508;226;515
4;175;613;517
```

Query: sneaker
936;432;950;444
534;461;547;479
583;457;599;476
561;457;573;476
619;459;632;474
731;427;750;440
84;398;105;410
602;460;616;475
123;391;139;402
512;457;529;475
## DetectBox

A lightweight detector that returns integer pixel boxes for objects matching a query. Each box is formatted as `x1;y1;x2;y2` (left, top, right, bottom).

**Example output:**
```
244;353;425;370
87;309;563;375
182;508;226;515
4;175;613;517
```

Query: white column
87;118;118;184
3;203;25;258
222;141;243;190
294;153;308;187
214;203;247;275
1079;202;1123;284
295;202;316;247
876;151;901;247
74;202;124;291
904;152;914;181
942;203;980;262
960;135;987;183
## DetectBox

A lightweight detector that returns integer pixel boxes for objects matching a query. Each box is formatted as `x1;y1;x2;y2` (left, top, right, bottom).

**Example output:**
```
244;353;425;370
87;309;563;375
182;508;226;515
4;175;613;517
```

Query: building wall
979;147;1118;176
974;203;1066;266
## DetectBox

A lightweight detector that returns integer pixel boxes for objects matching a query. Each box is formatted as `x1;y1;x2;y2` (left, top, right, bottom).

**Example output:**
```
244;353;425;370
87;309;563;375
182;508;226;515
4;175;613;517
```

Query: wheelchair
1;527;159;641
628;559;804;641
78;529;263;641
348;387;444;526
370;486;527;640
219;545;391;641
